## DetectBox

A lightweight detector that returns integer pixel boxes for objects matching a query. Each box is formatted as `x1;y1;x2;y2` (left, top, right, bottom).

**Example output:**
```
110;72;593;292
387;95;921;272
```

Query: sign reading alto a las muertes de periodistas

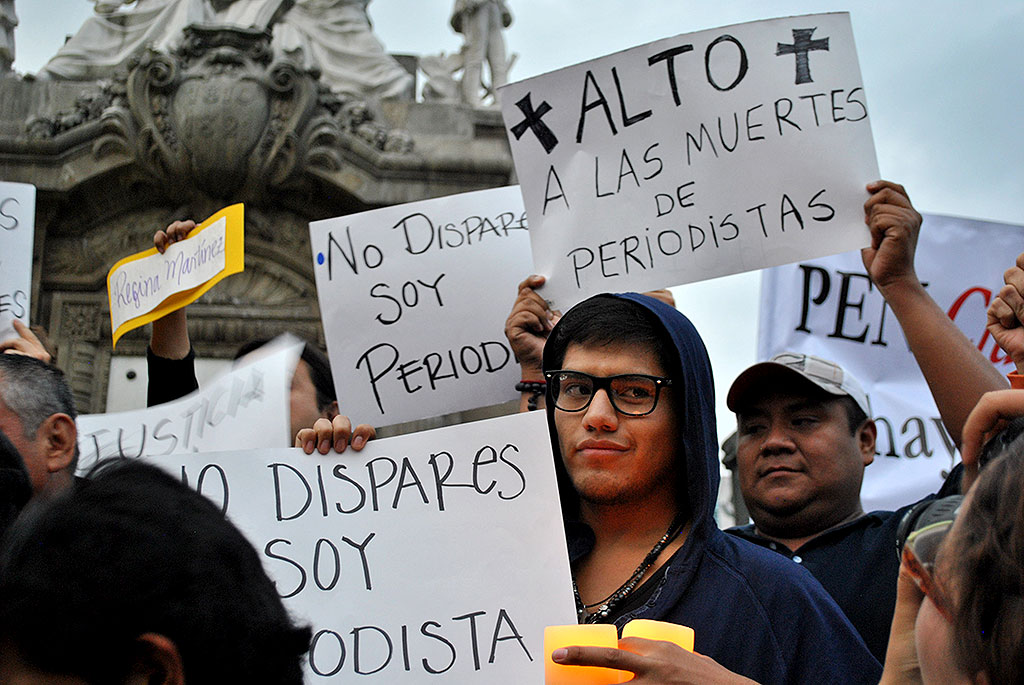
499;12;879;309
75;337;302;473
106;204;244;347
310;186;532;426
147;411;575;682
0;182;35;342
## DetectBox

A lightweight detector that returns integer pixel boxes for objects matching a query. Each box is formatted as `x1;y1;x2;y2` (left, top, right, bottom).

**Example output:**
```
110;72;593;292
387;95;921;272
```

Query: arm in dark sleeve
146;345;199;407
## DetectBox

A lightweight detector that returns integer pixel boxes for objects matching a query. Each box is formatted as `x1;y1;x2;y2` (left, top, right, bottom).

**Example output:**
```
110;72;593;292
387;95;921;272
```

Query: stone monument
0;1;514;413
450;0;513;107
0;0;15;74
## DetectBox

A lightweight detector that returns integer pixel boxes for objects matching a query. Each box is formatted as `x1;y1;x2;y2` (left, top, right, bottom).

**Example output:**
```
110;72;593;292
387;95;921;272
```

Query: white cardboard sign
75;338;302;473
758;213;1023;512
0;182;35;341
499;12;879;309
310;187;532;426
148;411;576;682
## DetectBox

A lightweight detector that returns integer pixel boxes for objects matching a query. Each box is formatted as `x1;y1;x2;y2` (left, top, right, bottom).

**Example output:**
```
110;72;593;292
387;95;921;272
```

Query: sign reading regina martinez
499;12;879;309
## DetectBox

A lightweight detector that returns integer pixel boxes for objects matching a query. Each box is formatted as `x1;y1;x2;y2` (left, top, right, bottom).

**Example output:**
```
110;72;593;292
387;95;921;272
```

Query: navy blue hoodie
543;293;881;684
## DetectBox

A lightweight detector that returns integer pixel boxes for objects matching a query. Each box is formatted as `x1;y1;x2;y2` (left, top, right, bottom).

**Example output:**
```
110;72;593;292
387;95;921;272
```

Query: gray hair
0;355;78;467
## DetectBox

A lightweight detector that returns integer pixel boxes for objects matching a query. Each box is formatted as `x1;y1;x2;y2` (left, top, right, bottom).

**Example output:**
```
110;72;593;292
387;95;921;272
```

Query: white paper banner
500;12;878;309
0;181;35;341
147;411;575;682
310;187;532;426
108;216;228;332
758;213;1023;511
76;338;302;473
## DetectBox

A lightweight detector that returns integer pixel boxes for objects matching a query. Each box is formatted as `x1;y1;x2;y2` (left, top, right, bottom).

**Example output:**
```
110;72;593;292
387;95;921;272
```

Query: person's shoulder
704;529;824;596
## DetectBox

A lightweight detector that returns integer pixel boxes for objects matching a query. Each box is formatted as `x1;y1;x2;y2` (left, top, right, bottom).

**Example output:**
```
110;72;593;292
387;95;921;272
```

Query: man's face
289;360;327;441
553;342;678;507
0;398;47;493
735;389;874;533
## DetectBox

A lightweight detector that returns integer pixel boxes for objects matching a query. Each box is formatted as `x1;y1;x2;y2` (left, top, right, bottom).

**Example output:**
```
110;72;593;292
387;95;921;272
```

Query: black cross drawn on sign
510;93;559;154
776;28;830;85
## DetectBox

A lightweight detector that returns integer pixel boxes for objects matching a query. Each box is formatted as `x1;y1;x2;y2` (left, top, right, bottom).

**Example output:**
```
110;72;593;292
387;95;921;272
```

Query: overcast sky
11;1;1024;441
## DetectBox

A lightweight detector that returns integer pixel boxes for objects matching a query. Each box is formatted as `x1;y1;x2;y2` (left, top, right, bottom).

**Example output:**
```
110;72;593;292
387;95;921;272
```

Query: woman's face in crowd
915;490;978;685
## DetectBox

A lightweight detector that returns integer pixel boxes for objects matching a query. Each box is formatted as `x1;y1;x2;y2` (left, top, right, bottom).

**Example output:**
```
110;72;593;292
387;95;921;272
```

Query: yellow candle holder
544;624;629;684
621;619;695;652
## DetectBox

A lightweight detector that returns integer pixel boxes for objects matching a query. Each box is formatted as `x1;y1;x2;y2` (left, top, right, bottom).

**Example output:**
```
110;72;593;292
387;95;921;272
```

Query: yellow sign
107;204;244;348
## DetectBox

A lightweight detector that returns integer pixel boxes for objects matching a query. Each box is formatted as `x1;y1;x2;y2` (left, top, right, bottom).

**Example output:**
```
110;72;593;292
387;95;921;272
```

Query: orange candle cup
544;624;629;684
621;619;695;652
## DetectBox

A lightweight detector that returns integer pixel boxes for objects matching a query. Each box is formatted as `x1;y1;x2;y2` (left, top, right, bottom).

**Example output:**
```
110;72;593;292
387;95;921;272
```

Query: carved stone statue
0;0;16;73
273;0;412;99
36;0;411;101
450;0;512;107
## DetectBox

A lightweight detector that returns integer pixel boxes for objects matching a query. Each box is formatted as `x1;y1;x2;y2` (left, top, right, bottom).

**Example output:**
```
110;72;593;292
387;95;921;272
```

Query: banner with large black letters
759;213;1023;511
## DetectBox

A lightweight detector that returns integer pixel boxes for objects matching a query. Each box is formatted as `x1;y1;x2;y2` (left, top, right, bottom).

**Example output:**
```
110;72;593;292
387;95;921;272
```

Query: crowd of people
1;179;1023;684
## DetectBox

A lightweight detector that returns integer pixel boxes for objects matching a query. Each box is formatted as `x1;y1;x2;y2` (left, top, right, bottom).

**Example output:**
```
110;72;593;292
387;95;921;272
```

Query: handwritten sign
310;187;532;426
106;204;244;347
499;13;879;308
75;337;301;473
0;182;35;341
149;411;576;682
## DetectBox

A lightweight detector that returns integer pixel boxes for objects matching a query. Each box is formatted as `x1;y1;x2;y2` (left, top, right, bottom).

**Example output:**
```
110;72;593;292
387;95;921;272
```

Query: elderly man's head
0;355;78;495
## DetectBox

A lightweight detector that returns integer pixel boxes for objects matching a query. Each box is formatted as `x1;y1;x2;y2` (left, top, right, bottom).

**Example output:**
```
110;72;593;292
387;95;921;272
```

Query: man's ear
858;419;877;467
322;400;339;421
125;633;185;685
39;413;76;474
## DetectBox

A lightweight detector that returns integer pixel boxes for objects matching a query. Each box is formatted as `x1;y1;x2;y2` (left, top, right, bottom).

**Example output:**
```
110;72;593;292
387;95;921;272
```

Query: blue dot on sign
317;252;325;265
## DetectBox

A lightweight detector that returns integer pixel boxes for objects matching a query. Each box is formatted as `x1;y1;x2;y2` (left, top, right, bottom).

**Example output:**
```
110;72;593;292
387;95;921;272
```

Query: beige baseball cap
726;352;871;416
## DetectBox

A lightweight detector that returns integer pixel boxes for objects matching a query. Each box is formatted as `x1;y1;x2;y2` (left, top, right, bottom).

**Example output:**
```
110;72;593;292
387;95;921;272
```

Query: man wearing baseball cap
725;353;936;662
723;181;1010;662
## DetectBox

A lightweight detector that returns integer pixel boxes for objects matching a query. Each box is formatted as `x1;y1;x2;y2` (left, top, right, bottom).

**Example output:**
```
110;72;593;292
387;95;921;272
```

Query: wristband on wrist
515;380;546;411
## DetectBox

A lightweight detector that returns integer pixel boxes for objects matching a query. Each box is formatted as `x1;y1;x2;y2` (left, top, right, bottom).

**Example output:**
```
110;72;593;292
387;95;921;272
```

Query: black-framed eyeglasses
544;370;673;416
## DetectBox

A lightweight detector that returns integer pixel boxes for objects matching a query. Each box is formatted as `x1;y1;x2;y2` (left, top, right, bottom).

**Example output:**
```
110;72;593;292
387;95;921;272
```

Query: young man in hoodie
506;289;880;683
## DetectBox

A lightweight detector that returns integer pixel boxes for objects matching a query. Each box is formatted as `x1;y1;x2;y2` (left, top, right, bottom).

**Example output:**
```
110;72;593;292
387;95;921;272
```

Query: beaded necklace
573;512;686;624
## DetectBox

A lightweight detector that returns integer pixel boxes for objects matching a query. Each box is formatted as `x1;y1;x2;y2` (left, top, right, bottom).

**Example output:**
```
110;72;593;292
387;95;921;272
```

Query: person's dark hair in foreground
0;430;30;537
0;459;311;683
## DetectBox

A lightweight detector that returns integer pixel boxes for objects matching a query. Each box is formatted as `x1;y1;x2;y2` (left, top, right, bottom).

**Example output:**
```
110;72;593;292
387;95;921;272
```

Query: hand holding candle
545;624;628;684
546;620;753;684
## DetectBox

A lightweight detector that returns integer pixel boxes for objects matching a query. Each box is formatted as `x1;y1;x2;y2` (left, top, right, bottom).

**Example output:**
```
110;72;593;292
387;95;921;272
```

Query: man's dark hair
0;459;311;683
0;354;79;469
235;338;336;411
543;295;678;380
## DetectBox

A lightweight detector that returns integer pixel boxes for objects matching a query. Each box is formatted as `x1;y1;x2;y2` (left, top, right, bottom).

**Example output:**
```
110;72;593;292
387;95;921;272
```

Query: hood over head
542;293;720;536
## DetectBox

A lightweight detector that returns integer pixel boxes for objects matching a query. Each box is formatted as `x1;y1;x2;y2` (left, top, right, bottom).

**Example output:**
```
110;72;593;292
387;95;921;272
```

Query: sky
10;0;1024;445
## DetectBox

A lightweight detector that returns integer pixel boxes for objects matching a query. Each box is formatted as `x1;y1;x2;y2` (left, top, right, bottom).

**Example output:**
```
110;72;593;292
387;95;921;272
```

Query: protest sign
310;186;532;426
76;337;301;473
499;12;878;309
0;181;35;341
149;411;575;682
106;204;244;347
758;213;1023;512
